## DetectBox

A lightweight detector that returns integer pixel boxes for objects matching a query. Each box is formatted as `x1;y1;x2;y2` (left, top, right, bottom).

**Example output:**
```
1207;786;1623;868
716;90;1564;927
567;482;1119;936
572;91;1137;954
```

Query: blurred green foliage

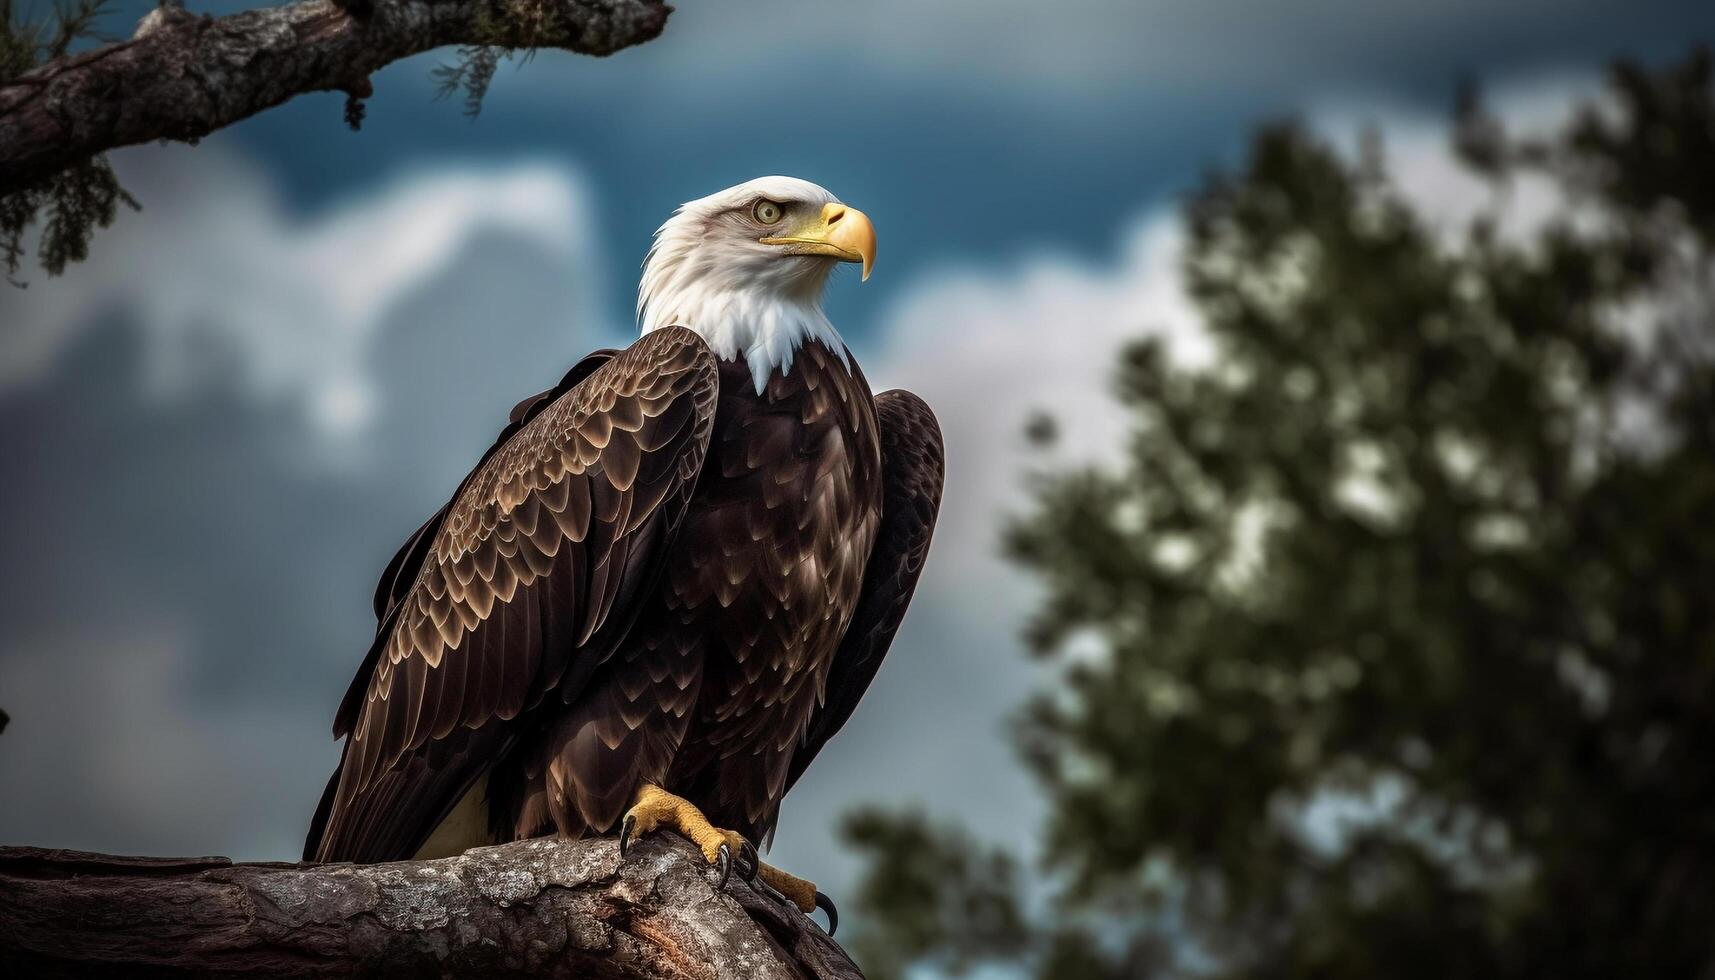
1;0;136;285
844;48;1715;979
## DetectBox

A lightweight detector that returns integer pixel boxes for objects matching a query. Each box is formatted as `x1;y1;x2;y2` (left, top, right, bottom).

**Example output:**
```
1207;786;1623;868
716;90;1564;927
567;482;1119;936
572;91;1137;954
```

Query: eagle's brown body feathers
306;326;942;863
657;342;882;841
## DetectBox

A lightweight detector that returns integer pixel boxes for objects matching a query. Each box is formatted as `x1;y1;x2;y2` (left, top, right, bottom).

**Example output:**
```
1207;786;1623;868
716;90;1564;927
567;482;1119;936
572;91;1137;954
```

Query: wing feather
307;327;718;862
784;389;944;794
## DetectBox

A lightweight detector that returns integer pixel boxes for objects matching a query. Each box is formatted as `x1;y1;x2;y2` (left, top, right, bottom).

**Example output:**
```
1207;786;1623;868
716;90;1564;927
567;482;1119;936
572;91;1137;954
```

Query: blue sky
1;0;1711;912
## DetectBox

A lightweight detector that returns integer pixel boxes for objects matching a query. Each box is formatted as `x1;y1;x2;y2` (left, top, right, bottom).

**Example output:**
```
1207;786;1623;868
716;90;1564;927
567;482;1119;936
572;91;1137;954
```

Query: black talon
753;875;789;905
738;840;760;882
715;842;733;890
619;814;636;856
814;891;838;936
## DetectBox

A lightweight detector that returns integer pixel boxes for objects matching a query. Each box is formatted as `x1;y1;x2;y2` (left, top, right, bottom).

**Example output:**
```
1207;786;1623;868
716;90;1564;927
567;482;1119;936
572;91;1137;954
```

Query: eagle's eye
752;199;785;224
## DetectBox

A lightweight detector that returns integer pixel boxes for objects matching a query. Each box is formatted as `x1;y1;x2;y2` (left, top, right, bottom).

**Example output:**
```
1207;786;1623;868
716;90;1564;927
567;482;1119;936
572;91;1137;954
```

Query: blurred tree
844;47;1715;979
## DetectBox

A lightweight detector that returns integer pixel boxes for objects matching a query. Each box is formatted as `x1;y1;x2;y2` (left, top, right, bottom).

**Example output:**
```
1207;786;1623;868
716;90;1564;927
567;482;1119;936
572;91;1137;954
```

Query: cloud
0;144;598;439
863;217;1208;613
1317;71;1596;244
527;0;1709;107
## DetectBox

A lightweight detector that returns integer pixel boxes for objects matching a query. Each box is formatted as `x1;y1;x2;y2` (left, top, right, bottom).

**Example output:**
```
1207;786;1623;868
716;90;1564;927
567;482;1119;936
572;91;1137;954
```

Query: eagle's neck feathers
641;287;847;394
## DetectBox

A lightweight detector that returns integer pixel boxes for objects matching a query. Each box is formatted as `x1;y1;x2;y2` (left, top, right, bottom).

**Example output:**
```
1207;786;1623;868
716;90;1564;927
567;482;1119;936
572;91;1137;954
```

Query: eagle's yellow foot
616;785;837;934
753;862;839;935
618;784;757;891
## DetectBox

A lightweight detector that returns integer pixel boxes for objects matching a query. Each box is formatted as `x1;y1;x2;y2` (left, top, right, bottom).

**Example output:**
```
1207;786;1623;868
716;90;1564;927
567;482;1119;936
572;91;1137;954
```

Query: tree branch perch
0;835;862;978
0;0;671;194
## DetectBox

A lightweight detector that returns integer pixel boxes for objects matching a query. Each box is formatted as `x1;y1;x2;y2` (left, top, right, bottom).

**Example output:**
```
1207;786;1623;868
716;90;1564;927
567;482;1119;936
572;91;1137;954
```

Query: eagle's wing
306;327;718;863
364;346;621;637
785;389;944;795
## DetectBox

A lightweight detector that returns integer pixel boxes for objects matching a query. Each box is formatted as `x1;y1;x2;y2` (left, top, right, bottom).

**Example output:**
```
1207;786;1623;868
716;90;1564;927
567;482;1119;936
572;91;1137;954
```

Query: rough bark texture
0;835;863;979
0;0;671;193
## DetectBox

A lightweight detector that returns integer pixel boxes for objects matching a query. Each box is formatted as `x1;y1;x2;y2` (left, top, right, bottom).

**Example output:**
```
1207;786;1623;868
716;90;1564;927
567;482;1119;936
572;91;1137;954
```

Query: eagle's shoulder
335;329;717;742
348;331;714;733
438;327;717;562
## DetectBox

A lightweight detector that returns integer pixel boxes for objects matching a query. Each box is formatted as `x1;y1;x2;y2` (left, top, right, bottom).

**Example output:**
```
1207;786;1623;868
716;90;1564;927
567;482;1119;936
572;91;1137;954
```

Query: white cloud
862;214;1207;614
0;145;598;438
1317;72;1596;244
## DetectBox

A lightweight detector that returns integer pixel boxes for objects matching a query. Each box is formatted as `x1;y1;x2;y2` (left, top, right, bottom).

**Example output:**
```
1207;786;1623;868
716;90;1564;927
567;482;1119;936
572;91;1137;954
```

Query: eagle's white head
638;176;876;388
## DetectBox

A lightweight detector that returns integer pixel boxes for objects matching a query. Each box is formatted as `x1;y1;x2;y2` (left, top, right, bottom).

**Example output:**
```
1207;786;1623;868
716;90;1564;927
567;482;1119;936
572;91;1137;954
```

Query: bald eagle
304;177;944;927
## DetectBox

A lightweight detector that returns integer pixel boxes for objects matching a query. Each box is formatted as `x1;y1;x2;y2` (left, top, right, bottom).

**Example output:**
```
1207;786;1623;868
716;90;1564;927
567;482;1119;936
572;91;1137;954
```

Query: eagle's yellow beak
760;202;877;281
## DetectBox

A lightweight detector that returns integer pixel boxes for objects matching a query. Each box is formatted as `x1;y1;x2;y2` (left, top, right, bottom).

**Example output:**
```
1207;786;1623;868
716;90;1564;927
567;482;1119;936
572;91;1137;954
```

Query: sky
1;0;1712;913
